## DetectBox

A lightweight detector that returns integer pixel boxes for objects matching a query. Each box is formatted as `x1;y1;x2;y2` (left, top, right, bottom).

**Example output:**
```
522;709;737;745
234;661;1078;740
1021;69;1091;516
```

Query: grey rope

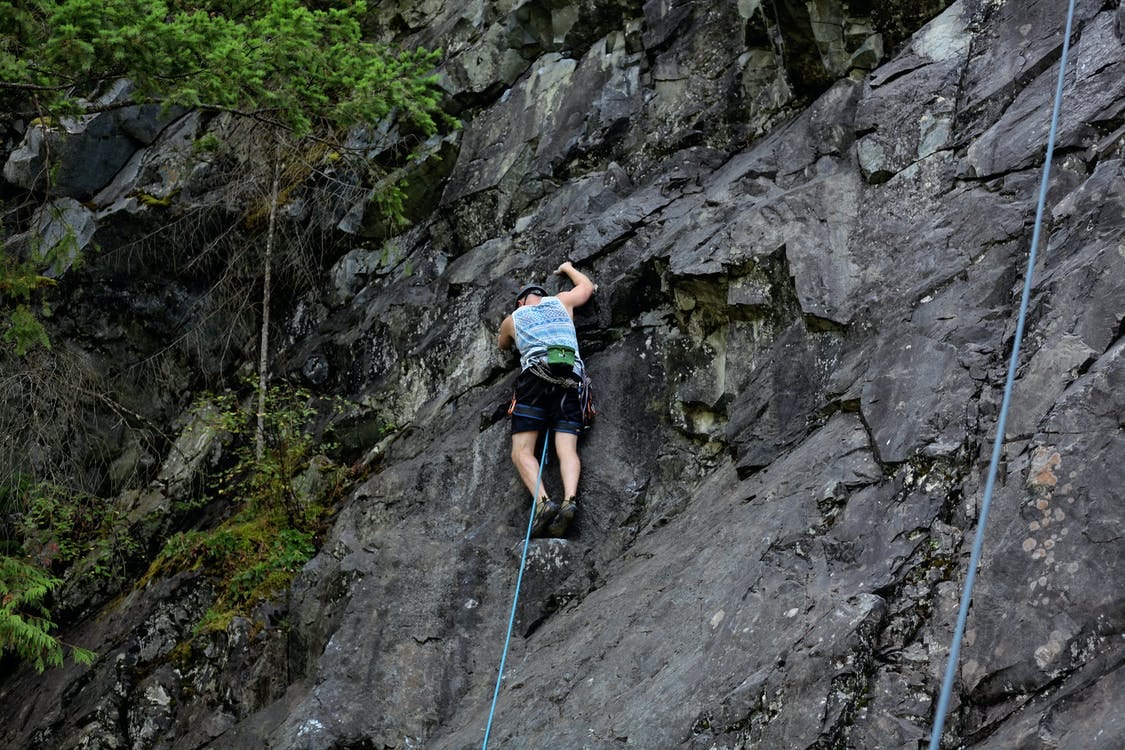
927;1;1078;746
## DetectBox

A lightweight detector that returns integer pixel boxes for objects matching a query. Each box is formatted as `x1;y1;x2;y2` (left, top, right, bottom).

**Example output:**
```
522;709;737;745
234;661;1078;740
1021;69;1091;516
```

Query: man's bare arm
554;261;595;315
498;314;516;350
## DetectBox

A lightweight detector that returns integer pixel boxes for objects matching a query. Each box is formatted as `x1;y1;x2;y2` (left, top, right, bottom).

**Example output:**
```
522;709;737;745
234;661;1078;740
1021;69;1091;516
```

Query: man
498;261;595;537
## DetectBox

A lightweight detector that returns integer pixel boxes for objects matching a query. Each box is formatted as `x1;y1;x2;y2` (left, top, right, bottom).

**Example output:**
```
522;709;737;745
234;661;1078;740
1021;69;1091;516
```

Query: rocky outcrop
1;1;1123;749
3;80;184;199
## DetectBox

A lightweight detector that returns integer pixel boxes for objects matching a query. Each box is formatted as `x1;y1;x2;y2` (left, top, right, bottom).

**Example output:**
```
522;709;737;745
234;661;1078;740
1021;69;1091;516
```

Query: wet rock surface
2;0;1123;749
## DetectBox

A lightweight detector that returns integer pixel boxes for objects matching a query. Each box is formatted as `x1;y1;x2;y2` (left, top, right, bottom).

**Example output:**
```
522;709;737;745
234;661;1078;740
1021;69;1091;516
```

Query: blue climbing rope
482;431;551;750
928;2;1078;747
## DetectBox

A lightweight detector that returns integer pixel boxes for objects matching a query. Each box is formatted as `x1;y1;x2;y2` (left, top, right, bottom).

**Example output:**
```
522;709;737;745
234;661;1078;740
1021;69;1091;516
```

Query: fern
0;555;95;672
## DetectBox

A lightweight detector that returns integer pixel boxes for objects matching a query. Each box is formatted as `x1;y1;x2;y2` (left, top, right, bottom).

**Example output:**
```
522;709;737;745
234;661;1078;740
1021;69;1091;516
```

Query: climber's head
515;284;547;307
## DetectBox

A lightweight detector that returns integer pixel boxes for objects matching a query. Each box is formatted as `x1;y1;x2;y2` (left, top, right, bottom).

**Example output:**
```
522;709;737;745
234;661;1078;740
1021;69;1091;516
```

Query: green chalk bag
546;344;577;378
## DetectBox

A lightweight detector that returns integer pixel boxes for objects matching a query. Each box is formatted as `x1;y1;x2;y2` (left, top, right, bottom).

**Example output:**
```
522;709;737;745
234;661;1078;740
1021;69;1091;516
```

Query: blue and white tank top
512;296;584;376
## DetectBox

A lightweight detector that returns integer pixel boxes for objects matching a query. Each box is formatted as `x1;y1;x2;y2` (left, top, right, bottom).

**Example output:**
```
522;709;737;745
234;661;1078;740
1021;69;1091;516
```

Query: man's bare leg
553;432;581;500
511;430;547;498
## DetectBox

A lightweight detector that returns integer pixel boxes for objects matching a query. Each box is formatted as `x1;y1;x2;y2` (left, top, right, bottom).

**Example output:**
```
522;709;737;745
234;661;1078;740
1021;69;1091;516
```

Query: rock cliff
1;1;1123;749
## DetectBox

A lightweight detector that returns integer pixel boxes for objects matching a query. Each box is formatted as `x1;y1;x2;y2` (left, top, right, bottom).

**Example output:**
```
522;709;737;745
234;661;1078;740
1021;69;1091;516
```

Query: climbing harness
578;377;597;431
482;430;551;750
508;364;597;434
928;1;1077;747
526;359;581;388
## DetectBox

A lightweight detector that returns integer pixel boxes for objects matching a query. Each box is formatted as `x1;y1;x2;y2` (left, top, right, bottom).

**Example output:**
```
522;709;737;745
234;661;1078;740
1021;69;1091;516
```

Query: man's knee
511;433;537;463
554;434;579;457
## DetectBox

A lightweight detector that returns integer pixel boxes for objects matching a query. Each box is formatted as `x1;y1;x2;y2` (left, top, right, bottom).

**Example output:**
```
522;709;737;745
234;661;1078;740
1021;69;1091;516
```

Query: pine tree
0;0;447;356
0;0;444;136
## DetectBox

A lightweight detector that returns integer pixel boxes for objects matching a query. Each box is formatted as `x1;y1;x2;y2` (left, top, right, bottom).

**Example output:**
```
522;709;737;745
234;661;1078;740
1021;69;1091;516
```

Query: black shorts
510;369;584;435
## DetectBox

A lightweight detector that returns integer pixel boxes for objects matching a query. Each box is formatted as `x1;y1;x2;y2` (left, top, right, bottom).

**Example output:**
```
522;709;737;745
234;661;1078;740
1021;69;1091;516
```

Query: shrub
152;384;344;633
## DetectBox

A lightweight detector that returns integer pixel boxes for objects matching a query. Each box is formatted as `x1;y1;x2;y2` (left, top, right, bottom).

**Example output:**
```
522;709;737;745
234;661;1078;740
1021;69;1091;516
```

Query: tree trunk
256;141;283;462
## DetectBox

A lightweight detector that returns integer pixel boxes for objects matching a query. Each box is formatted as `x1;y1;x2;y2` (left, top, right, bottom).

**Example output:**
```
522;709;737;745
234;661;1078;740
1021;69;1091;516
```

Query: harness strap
527;360;581;388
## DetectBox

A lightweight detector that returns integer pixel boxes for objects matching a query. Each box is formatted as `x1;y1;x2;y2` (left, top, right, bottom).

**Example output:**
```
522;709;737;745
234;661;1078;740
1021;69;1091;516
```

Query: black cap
516;284;548;303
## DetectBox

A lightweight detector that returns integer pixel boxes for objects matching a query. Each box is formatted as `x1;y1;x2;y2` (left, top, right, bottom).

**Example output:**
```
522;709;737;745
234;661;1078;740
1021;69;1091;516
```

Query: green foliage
192;133;222;154
15;482;138;581
0;0;446;137
0;247;56;356
2;305;51;356
209;384;340;525
152;384;344;632
137;191;177;207
0;555;95;672
0;476;138;675
370;181;411;235
159;518;317;633
1;210;88;355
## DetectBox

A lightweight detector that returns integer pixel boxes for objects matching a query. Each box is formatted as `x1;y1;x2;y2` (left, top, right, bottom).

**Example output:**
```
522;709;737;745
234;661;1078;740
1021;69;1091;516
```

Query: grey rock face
2;197;97;275
3;81;184;198
1;1;1122;750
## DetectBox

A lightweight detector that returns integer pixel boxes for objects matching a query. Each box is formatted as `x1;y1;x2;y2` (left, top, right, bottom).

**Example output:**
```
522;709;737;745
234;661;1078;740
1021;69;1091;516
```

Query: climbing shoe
530;496;558;538
547;496;577;537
